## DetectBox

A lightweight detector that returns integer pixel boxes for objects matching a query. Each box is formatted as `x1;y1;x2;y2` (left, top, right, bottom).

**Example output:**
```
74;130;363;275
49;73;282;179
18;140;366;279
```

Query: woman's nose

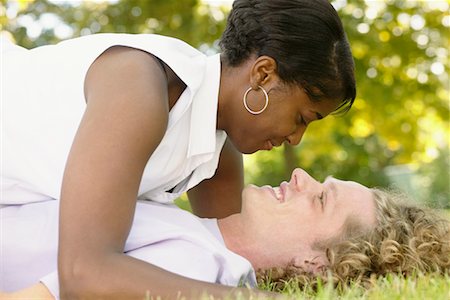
286;127;306;146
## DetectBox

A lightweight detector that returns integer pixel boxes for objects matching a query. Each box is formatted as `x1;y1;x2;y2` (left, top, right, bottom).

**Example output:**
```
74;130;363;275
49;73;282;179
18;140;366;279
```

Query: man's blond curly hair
257;189;450;290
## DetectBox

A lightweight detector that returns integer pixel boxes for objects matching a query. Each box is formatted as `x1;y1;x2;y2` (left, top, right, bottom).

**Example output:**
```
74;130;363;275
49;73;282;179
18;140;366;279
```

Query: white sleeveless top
1;34;227;204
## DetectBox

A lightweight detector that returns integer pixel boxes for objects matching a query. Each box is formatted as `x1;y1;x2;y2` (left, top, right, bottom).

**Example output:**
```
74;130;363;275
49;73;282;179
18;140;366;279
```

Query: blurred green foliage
1;0;226;48
245;0;449;208
1;0;448;207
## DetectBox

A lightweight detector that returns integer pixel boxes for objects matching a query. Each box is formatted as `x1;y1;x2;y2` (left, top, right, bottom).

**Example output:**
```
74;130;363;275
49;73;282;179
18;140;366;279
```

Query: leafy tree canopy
2;0;448;207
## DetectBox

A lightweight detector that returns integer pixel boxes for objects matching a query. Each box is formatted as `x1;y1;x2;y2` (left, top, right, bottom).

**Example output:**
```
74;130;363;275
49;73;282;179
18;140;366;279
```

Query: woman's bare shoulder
84;45;169;108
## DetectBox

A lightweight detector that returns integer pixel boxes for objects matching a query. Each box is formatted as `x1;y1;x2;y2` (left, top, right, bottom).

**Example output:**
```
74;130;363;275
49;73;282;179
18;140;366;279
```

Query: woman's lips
265;140;274;150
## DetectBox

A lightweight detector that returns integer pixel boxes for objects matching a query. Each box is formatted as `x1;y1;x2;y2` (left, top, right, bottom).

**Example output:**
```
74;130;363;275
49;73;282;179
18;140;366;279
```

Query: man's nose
289;168;319;192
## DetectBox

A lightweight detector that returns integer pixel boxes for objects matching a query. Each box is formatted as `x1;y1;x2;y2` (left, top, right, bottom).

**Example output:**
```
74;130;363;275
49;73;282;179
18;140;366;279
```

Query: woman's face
240;168;377;269
227;81;340;154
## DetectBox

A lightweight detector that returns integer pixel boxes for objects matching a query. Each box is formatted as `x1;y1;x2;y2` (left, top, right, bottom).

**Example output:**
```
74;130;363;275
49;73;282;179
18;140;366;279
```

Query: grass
445;209;450;219
187;274;450;300
255;274;450;299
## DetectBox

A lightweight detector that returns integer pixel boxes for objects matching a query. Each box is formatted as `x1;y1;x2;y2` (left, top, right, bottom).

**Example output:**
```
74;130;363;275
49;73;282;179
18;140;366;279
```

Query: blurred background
1;0;448;208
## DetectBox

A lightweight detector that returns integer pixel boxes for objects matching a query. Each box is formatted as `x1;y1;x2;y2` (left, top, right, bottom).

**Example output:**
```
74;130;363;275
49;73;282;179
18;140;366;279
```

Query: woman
1;0;355;298
2;168;449;299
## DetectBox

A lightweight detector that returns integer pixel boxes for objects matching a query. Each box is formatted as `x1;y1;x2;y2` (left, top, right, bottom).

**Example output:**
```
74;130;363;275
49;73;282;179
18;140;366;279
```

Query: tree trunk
283;144;297;179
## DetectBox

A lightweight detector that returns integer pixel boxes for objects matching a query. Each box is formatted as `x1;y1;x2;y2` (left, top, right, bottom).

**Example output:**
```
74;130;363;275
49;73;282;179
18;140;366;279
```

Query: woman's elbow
58;255;99;298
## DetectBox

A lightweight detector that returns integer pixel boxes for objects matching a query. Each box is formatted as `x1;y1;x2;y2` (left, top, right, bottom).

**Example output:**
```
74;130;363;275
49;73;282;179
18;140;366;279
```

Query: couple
2;1;448;297
3;168;449;299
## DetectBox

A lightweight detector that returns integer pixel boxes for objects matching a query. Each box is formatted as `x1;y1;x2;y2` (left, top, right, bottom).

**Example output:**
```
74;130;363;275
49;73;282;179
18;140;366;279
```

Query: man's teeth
273;187;282;201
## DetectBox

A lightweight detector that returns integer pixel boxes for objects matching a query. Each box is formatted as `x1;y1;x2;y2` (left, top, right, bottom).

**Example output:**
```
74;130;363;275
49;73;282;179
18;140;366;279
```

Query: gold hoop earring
243;85;269;115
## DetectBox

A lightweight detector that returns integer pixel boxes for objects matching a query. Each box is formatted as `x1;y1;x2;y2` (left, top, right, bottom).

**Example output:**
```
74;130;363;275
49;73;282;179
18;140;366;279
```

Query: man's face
240;168;377;269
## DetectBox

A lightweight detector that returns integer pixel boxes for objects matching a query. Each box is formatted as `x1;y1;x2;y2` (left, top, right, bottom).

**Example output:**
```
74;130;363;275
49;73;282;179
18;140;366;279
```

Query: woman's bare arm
188;138;244;218
57;46;256;299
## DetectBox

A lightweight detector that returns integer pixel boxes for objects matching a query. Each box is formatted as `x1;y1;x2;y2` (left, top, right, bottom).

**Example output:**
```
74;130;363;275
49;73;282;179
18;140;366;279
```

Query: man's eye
319;191;326;207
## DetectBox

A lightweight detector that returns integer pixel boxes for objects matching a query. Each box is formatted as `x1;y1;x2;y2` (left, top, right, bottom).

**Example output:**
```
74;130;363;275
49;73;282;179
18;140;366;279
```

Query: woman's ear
292;251;329;274
249;55;278;88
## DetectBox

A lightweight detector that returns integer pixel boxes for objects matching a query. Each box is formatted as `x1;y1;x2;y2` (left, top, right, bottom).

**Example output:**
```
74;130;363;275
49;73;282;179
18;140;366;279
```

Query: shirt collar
187;53;221;157
199;218;225;245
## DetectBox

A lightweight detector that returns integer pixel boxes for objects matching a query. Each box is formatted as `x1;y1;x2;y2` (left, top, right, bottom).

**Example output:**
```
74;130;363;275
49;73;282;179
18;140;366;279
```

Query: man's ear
292;250;329;274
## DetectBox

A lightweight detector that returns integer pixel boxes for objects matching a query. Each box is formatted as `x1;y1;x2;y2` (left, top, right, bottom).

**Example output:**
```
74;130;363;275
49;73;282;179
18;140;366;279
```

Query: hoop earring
243;85;269;115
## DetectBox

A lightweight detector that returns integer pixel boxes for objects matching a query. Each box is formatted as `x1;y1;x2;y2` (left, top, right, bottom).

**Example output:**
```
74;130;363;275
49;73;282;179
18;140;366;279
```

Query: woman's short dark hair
220;0;356;112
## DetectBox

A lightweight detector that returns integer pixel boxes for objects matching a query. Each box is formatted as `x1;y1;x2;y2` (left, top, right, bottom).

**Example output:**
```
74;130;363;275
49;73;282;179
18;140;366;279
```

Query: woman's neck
216;54;255;132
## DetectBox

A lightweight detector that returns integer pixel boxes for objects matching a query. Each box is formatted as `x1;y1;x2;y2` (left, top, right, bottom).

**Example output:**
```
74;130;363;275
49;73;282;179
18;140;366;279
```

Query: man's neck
217;214;244;253
217;214;297;270
217;214;263;268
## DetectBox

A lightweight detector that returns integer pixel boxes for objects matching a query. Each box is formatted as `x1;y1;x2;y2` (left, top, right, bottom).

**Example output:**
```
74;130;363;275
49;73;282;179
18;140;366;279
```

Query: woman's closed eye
297;114;307;126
